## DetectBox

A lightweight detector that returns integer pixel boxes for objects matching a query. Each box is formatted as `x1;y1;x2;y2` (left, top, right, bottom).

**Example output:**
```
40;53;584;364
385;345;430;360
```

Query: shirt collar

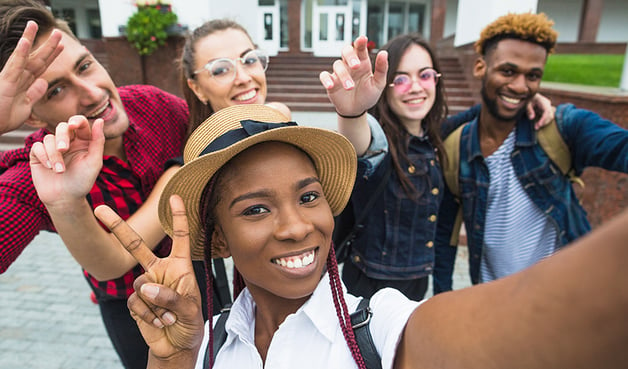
224;272;341;346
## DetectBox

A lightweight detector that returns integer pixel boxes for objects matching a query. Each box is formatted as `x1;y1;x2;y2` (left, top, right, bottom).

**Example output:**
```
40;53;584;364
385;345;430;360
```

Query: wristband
336;110;366;119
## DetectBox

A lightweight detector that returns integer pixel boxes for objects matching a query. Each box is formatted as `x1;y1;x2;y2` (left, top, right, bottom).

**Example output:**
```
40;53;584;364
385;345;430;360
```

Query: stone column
577;0;604;42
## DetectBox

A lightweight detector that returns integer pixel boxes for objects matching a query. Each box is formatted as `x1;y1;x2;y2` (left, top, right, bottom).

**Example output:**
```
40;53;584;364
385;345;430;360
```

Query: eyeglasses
389;68;442;94
193;49;269;83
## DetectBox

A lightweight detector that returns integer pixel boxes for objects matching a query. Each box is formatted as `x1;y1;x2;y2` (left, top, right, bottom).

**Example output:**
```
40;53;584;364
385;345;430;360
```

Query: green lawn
543;54;624;87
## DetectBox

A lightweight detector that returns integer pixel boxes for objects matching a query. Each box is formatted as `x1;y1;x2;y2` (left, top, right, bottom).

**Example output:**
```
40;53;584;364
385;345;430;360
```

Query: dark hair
369;33;448;199
179;19;254;138
197;143;368;369
0;0;76;70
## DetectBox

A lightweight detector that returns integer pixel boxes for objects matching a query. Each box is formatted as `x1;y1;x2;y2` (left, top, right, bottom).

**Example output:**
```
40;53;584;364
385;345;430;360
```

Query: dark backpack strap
213;258;232;308
350;298;382;369
204;305;232;369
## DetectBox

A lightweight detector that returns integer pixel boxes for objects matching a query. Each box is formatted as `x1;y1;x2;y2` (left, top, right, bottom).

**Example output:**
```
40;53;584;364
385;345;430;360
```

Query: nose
508;73;528;94
76;77;103;106
274;206;314;242
233;61;253;84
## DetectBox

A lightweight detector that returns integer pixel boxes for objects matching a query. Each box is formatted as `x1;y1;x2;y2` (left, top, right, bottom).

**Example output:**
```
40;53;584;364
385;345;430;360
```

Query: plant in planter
125;0;178;56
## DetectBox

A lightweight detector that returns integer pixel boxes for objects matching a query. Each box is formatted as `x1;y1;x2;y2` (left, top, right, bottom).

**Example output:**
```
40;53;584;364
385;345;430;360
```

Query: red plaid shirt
0;85;188;299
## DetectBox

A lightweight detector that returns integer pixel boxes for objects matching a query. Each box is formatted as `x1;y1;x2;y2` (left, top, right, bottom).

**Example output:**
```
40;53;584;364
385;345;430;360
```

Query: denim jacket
434;103;628;293
347;114;443;280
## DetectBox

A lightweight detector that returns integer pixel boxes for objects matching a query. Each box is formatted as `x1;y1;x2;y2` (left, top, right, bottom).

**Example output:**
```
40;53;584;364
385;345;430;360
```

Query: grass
543;54;624;87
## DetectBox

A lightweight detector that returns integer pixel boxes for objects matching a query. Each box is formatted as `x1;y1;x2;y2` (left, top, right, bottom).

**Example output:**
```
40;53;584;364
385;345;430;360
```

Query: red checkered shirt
0;85;188;299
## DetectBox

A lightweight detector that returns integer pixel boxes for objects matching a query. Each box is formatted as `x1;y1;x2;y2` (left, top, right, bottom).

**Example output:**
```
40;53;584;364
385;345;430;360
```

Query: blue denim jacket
347;115;443;280
434;104;628;293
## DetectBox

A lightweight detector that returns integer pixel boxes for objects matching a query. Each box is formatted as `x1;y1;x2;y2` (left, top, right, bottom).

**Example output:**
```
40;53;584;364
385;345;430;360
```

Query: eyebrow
206;48;254;65
228;176;322;210
47;52;91;88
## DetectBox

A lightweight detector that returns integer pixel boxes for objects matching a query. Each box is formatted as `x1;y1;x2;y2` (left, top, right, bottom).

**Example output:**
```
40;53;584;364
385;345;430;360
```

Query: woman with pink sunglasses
320;34;550;300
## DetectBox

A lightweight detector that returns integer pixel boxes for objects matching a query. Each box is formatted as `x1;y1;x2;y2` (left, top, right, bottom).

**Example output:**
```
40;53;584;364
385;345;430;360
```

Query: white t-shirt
195;273;422;369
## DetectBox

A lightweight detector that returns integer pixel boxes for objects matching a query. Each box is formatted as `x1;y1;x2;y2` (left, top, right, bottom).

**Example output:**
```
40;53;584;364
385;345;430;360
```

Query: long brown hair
179;19;253;138
369;33;448;198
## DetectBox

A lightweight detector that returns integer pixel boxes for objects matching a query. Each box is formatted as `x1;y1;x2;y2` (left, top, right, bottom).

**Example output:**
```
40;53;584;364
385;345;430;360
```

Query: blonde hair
475;12;558;56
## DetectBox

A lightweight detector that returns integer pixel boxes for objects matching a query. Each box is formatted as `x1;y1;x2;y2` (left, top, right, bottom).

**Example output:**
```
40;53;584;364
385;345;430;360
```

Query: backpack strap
442;123;466;246
350;298;382;369
204;304;232;368
536;112;584;188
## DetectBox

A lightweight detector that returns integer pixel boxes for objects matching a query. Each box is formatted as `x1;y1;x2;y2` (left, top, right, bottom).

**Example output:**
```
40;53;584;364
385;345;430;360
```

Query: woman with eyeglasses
319;33;446;301
320;34;551;301
180;18;290;137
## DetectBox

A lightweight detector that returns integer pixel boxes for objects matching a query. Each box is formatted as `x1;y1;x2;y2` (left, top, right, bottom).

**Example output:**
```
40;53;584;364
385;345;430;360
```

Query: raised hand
0;21;63;135
94;195;204;362
29;116;104;209
319;35;388;117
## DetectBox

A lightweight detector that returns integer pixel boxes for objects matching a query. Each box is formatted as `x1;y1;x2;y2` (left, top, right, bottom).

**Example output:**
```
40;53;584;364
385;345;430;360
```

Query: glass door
258;1;280;55
312;4;351;57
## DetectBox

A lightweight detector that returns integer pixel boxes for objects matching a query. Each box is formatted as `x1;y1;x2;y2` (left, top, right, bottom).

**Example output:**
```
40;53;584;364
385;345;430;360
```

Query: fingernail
344;80;354;89
162;312;176;325
54;163;64;173
152;317;164;328
349;58;360;67
141;284;159;299
46;160;52;169
323;79;333;89
57;141;67;149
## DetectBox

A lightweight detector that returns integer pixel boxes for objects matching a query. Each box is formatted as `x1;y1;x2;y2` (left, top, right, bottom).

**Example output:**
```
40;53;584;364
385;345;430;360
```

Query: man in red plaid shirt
0;1;204;368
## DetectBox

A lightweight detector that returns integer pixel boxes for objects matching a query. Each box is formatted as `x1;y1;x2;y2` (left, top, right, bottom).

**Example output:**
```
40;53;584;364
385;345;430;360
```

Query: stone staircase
0;49;476;152
265;52;476;114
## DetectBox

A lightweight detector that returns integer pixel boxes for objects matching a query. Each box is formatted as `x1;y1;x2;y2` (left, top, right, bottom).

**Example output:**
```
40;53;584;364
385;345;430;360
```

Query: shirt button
431;188;439;196
426;241;434;248
429;214;437;222
408;165;415;174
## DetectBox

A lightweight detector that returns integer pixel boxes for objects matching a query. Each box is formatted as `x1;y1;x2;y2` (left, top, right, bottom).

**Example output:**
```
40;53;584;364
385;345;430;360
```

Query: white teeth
273;250;315;269
87;102;108;119
235;90;256;101
501;96;521;104
407;98;425;104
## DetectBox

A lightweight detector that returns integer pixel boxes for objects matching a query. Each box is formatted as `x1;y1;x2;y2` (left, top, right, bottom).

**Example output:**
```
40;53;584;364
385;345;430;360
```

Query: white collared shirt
195;273;422;369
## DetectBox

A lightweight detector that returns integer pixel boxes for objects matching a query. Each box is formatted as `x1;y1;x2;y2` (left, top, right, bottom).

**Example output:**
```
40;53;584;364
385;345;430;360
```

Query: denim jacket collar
464;113;536;162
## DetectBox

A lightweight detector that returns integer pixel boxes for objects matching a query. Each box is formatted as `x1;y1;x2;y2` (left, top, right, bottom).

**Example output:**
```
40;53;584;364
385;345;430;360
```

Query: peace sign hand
94;195;204;363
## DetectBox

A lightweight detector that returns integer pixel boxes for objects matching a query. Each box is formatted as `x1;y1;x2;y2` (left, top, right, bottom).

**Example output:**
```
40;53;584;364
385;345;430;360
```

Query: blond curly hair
475;12;558;56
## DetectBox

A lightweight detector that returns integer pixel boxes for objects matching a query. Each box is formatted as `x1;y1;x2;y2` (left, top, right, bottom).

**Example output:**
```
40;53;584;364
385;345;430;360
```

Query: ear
473;57;487;80
24;114;49;129
187;78;208;105
211;226;231;259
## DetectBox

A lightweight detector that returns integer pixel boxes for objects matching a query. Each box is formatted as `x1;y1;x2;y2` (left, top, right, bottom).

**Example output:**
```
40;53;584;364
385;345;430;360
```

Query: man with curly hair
434;12;628;293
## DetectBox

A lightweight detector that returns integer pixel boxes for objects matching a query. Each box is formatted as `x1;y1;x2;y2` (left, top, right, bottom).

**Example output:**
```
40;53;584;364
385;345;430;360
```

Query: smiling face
386;43;437;133
210;142;334;303
475;38;547;123
187;28;267;112
30;31;128;139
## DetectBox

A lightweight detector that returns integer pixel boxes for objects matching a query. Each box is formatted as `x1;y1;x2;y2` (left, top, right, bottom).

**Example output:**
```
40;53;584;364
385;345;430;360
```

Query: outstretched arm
319;35;388;156
29;116;173;280
95;195;204;369
396;207;628;368
0;21;63;135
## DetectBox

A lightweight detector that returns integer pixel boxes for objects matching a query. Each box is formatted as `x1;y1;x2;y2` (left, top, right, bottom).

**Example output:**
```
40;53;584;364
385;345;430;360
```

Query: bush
126;3;177;56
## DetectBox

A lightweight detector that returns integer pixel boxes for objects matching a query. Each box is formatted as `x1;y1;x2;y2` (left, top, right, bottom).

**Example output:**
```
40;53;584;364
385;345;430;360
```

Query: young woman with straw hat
95;103;628;369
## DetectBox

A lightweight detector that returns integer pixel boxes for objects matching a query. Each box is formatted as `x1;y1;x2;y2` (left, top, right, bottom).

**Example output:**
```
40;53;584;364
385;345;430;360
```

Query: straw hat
158;104;357;260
